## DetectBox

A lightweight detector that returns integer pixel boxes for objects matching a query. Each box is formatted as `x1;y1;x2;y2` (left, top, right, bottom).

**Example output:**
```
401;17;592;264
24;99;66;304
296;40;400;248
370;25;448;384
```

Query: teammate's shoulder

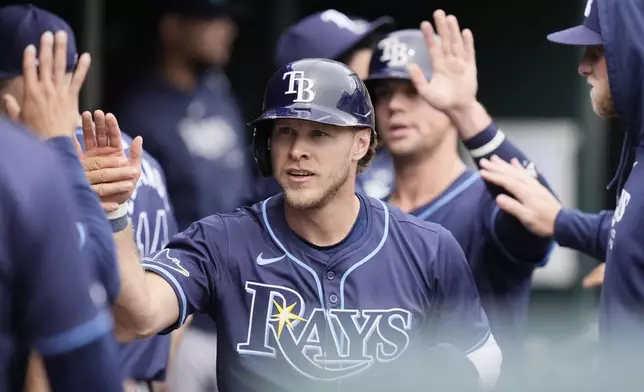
0;119;61;176
365;194;452;243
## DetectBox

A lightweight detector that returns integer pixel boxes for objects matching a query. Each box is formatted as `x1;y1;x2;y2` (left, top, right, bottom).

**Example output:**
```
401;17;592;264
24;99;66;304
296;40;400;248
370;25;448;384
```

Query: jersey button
329;294;338;304
326;271;335;280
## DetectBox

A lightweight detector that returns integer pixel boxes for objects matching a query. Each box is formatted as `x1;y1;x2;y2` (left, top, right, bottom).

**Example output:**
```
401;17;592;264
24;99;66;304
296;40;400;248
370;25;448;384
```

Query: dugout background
2;0;624;384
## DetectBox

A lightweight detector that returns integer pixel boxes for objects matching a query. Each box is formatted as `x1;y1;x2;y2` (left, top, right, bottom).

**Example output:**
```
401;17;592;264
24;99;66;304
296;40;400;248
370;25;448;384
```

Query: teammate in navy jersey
92;57;502;391
75;110;181;391
364;13;556;369
0;5;181;391
0;23;121;392
479;0;644;387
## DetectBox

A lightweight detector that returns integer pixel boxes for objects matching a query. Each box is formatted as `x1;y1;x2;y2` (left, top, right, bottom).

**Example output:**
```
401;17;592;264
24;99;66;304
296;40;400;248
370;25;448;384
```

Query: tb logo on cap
378;37;410;68
283;71;316;103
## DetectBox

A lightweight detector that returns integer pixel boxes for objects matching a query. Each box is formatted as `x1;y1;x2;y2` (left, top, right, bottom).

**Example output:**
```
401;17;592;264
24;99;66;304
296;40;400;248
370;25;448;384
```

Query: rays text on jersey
236;282;412;381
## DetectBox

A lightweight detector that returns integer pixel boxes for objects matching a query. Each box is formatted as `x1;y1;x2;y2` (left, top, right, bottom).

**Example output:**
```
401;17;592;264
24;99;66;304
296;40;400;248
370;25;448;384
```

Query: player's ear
352;127;371;162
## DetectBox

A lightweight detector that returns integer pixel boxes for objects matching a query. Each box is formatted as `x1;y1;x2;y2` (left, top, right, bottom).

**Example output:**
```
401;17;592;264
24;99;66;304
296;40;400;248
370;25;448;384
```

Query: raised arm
77;111;223;340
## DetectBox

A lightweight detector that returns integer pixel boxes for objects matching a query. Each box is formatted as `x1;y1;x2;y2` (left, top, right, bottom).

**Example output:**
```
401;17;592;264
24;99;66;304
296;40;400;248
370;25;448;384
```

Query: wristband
107;203;129;233
106;203;128;220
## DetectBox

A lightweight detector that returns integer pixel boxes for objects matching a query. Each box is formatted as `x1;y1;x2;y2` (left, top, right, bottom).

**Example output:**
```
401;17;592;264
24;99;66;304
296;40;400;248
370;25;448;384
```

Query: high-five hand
74;110;143;213
2;31;91;139
480;156;561;237
407;10;478;114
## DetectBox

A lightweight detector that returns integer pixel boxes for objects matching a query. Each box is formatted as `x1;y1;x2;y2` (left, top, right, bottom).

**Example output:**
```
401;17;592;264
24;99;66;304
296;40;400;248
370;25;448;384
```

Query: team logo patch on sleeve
141;249;190;277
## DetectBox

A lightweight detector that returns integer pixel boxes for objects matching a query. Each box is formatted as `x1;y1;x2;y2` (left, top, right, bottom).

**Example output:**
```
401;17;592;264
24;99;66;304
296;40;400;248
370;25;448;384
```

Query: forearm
112;223;159;340
448;101;494;141
24;353;50;392
554;209;612;261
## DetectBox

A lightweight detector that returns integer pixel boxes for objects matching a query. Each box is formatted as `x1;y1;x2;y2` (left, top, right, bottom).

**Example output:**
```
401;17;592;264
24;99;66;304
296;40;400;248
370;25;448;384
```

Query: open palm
408;10;478;113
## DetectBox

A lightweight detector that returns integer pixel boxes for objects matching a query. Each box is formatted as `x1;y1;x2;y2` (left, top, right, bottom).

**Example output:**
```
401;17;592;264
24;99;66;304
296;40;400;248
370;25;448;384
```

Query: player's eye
274;127;293;136
373;85;392;101
311;130;328;138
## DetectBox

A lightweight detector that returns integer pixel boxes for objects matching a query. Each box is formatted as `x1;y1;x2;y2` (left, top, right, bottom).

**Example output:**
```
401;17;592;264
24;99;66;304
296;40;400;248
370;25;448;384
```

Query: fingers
81;155;128;172
432;10;451;57
38;32;54;87
81;111;96;149
407;63;428;90
129;136;144;169
22;45;39;95
85;166;139;185
496;194;531;222
446;14;465;58
53;31;68;87
105;113;123;150
462;28;476;64
480;156;536;186
68;52;91;96
582;264;606;288
479;166;529;200
2;94;21;122
101;202;120;213
94;110;108;148
91;181;134;199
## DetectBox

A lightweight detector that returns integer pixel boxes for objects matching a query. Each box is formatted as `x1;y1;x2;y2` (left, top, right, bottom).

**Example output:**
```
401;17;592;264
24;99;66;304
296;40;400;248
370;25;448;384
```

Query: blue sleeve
140;216;229;333
12;158;114;357
465;123;555;265
46;136;121;303
43;334;122;392
432;227;492;353
554;209;613;261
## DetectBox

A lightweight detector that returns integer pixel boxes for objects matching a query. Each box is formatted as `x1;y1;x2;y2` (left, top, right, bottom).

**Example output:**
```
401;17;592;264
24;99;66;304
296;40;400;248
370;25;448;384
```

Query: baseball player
364;11;556;372
0;5;183;391
270;9;397;201
87;58;502;391
0;25;120;392
478;0;644;386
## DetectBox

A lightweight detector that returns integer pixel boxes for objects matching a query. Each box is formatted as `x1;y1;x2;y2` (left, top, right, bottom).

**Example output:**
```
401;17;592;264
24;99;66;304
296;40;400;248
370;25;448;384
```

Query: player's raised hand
582;263;605;288
408;10;478;115
1;30;91;139
75;110;143;212
479;156;561;237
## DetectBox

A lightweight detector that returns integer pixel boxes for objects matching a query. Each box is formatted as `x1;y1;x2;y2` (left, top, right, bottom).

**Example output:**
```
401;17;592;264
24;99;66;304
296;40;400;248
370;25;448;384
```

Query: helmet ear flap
252;122;273;177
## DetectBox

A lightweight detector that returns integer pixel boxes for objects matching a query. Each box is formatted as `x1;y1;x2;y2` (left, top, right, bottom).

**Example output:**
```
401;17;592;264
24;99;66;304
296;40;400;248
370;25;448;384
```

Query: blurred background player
0;24;121;392
364;13;557;381
0;5;183;391
83;57;501;392
113;0;253;390
273;9;397;199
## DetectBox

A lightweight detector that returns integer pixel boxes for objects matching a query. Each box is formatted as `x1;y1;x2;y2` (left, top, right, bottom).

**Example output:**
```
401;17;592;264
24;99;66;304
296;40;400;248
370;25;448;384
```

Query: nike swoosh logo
256;253;286;266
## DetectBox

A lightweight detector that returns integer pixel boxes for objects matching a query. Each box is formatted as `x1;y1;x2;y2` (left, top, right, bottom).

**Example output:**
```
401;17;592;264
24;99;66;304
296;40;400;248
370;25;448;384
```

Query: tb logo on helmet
283;71;316;103
378;37;410;68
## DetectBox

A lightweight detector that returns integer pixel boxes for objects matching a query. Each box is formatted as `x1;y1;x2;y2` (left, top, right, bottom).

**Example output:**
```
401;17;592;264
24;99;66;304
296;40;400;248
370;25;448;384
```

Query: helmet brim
248;104;374;129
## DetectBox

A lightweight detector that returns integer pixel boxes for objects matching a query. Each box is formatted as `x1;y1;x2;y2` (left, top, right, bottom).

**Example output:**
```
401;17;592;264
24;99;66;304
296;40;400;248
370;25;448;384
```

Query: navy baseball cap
547;0;603;45
0;4;77;79
274;9;395;68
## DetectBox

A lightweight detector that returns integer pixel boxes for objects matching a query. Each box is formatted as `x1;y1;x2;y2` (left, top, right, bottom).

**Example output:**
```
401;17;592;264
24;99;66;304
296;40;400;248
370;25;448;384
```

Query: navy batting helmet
365;29;433;84
250;58;376;177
